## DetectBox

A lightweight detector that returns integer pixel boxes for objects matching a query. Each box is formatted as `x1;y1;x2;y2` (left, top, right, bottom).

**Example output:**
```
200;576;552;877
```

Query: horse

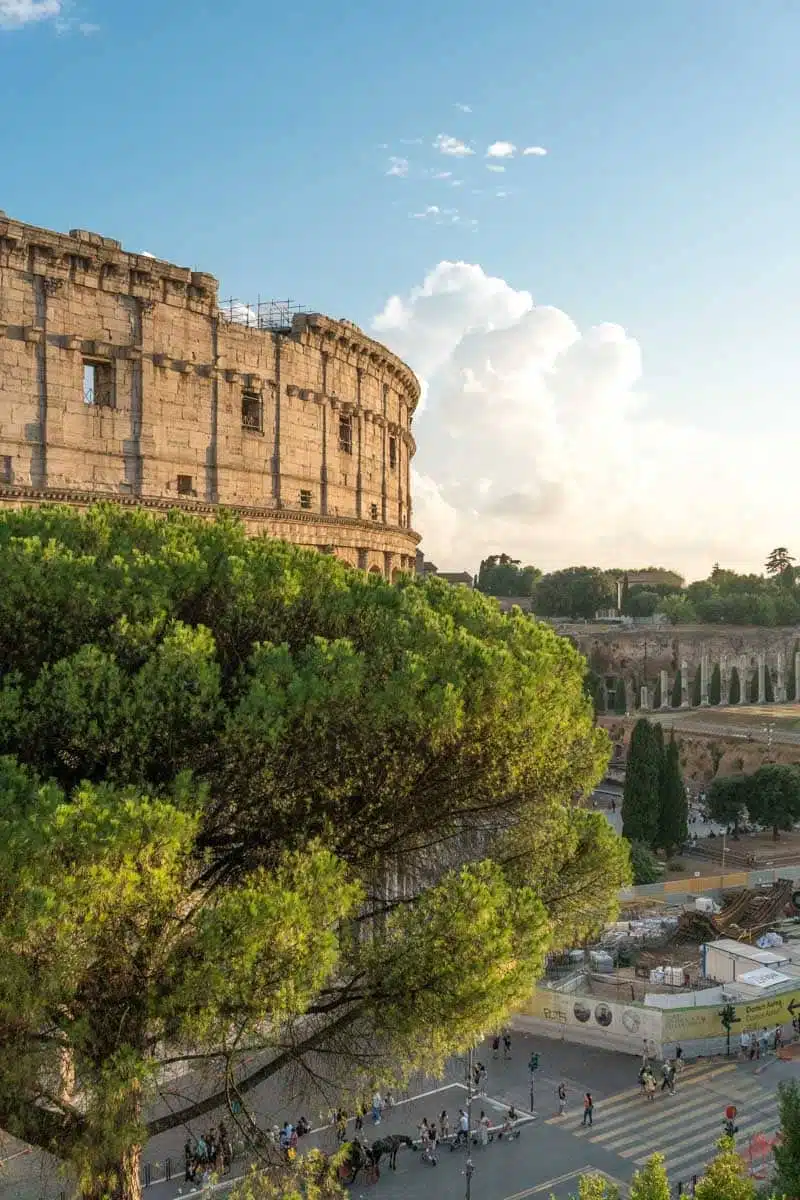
371;1134;414;1170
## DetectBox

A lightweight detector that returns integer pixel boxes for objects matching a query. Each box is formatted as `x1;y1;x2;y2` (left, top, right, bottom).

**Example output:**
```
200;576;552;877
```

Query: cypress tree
729;666;741;705
622;718;661;846
670;670;682;708
614;677;627;714
653;675;661;708
709;663;721;705
657;732;688;855
692;665;702;706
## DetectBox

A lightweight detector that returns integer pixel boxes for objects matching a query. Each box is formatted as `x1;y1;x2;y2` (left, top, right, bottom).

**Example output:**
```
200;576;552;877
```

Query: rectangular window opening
83;359;114;408
241;390;263;431
1;456;12;484
370;502;379;520
338;415;353;454
388;435;397;469
299;489;312;510
177;474;194;496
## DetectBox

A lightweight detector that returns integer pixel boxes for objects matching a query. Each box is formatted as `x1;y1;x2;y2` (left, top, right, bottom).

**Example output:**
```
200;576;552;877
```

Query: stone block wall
0;214;420;575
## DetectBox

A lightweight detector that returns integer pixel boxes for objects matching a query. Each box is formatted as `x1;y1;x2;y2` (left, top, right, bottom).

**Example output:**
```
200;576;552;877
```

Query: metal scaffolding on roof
217;297;308;332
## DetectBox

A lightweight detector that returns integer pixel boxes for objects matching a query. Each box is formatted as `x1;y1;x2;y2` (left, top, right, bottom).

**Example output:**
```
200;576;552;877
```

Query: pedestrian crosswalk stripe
554;1063;736;1131
590;1080;770;1150
633;1104;780;1167
588;1091;735;1147
568;1064;738;1137
545;1063;715;1127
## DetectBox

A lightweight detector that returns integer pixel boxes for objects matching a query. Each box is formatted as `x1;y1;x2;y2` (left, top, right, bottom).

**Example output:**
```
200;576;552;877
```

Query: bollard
165;1156;172;1182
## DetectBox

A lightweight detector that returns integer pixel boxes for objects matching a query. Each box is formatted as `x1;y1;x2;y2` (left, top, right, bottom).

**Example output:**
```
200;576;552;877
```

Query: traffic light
528;1053;539;1072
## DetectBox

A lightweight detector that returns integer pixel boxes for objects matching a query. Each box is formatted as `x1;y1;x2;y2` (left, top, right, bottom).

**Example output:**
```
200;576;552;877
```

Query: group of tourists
183;1122;233;1184
740;1025;783;1059
639;1060;677;1099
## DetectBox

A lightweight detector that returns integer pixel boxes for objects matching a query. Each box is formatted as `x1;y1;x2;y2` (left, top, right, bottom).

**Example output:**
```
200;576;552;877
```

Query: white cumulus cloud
455;102;472;113
522;146;548;156
434;134;474;157
487;141;516;158
386;157;409;177
0;0;60;26
372;262;785;578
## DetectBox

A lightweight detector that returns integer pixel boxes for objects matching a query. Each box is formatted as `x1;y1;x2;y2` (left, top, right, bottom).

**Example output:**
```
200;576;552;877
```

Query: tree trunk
81;1144;142;1200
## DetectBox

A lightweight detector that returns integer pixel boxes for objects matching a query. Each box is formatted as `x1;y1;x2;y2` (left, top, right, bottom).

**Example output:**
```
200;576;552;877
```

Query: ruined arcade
0;213;420;576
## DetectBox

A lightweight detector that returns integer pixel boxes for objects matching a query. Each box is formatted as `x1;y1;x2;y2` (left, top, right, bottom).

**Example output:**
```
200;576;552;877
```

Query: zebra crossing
545;1061;780;1183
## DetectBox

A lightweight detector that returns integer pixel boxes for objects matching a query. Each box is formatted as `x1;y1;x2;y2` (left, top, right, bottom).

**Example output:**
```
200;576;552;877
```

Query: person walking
582;1092;594;1127
557;1082;567;1116
492;1035;500;1059
503;1032;512;1059
371;1091;383;1125
439;1110;450;1141
479;1111;491;1146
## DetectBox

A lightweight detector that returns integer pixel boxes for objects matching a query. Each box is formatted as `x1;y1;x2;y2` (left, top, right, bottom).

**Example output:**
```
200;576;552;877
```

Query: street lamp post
465;1045;474;1200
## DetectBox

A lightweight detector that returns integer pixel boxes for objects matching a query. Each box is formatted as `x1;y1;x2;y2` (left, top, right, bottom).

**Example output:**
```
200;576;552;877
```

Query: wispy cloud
400;137;424;145
386;156;409;177
434;133;475;157
486;164;505;173
495;190;509;198
432;170;452;180
450;180;464;187
76;19;97;32
522;145;548;156
411;205;441;220
0;0;61;27
455;102;472;113
487;141;516;158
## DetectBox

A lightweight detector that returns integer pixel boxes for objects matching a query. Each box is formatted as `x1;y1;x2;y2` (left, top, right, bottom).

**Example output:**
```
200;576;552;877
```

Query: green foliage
693;1137;756;1200
773;1079;800;1199
622;719;661;845
766;547;795;579
629;1154;670;1200
0;504;625;1195
692;665;702;706
657;734;687;855
671;670;682;708
707;775;749;833
533;567;614;619
765;667;775;703
729;666;741;705
628;840;660;884
659;596;698;625
709;663;721;705
624;590;662;618
746;763;800;838
613;677;627;714
476;553;541;597
230;1154;345;1200
653;675;661;708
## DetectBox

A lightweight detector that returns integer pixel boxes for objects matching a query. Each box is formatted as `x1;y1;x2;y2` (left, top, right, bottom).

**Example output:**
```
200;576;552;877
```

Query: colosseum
0;213;420;577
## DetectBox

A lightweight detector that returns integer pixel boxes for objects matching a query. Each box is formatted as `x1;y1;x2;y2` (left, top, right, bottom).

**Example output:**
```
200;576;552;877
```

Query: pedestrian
675;1044;684;1072
759;1027;769;1058
476;1061;487;1095
557;1082;567;1115
492;1035;500;1059
184;1139;195;1184
335;1108;347;1144
582;1092;593;1127
503;1032;512;1059
645;1073;656;1103
371;1090;383;1125
439;1109;449;1140
384;1091;394;1112
479;1110;491;1146
774;1024;783;1051
354;1101;364;1133
454;1108;469;1147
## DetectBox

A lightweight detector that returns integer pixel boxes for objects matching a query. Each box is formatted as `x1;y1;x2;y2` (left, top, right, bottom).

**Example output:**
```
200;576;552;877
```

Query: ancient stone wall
564;623;800;708
0;214;419;576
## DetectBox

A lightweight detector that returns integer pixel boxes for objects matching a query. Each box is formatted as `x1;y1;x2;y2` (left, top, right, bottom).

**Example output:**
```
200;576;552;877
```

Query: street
143;1033;785;1200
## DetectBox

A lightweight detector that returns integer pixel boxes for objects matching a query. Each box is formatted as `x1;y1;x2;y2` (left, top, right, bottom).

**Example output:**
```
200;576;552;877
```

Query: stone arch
368;564;382;576
391;568;403;583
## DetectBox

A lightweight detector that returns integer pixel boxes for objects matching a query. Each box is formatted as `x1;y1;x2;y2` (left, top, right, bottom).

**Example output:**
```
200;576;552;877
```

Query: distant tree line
475;548;800;627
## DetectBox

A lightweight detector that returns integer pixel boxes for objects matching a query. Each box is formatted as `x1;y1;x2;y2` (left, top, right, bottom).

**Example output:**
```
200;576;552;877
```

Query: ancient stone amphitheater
0;213;420;577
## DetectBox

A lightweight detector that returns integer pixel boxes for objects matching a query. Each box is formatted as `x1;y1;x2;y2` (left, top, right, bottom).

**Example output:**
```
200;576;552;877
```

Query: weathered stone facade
564;623;800;708
0;214;420;577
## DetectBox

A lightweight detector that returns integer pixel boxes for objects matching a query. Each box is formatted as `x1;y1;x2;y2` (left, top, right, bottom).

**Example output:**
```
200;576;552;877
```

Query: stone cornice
293;313;421;413
0;485;421;545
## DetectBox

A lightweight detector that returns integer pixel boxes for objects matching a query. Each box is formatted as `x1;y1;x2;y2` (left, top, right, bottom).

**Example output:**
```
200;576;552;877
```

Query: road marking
504;1167;628;1199
567;1064;737;1136
590;1080;768;1149
633;1106;780;1166
552;1063;734;1129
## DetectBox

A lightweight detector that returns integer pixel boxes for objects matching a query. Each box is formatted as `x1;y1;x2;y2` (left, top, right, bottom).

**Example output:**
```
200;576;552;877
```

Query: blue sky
2;0;799;572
